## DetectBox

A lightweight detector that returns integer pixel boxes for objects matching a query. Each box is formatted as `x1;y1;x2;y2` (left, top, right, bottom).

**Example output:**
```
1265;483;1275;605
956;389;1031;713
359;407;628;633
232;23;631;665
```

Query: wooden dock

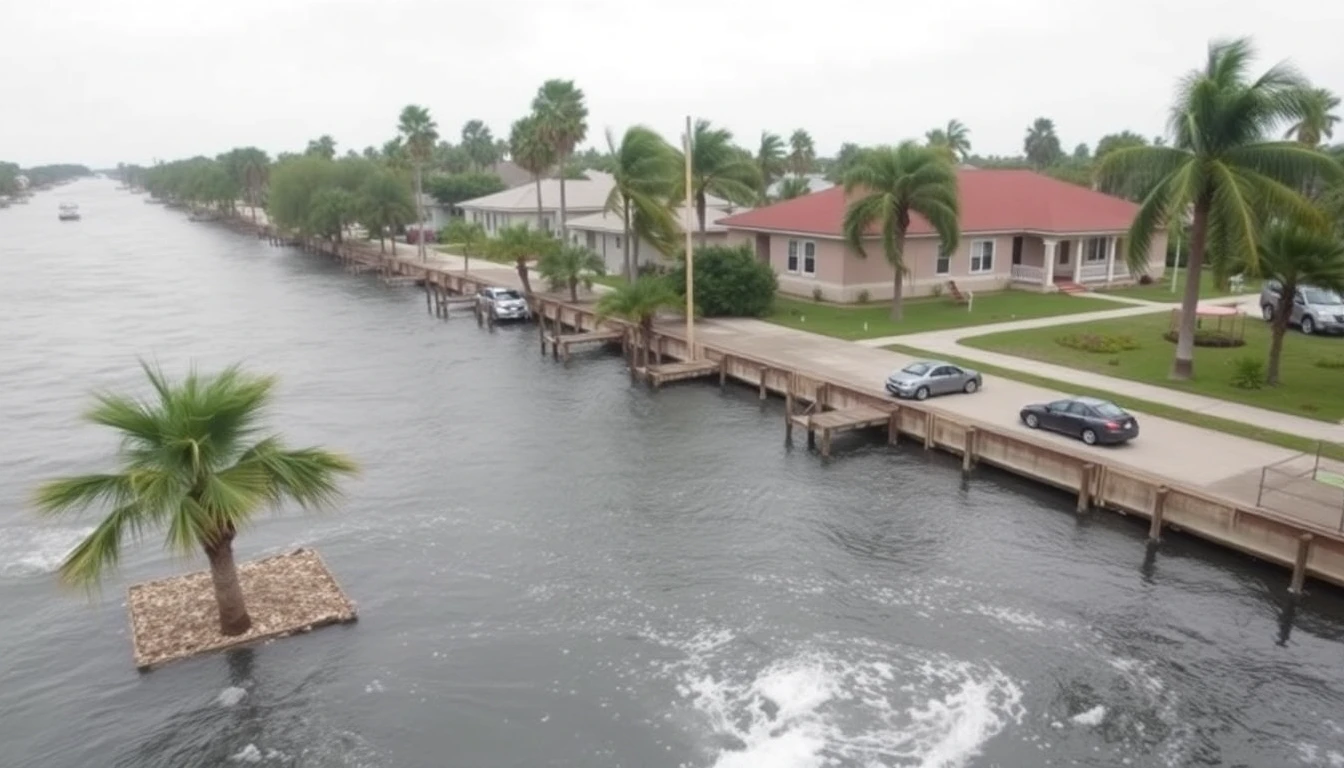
541;328;625;362
785;384;898;458
643;359;721;389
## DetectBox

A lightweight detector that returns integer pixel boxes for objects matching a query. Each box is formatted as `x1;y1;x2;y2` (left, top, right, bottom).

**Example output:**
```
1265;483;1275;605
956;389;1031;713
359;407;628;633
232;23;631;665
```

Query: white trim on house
785;238;818;277
969;240;995;274
725;224;1131;240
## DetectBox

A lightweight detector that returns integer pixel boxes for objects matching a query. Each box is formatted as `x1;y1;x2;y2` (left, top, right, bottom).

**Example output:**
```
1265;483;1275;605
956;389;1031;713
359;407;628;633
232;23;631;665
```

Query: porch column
1072;239;1083;283
1043;238;1057;289
1105;236;1117;284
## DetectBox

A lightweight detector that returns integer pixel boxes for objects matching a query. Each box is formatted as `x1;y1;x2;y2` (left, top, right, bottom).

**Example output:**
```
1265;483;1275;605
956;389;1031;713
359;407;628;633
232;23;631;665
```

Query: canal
1;178;1342;767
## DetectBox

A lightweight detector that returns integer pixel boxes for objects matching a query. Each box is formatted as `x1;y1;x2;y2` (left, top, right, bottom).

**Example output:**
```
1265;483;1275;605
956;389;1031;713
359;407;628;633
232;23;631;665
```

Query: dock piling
924;412;935;450
1149;487;1169;542
887;409;899;446
961;428;977;475
1077;463;1095;514
1290;533;1314;595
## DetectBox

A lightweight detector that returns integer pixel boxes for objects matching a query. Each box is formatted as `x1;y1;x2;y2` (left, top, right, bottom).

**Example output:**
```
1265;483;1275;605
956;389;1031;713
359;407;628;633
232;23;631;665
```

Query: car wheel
915;386;930;401
1261;304;1274;322
1302;316;1315;335
1082;429;1098;445
1024;413;1040;429
963;379;979;394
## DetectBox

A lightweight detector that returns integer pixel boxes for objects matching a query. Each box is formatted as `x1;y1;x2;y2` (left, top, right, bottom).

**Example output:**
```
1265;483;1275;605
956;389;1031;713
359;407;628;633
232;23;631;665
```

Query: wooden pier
784;384;897;458
643;359;721;389
541;327;625;362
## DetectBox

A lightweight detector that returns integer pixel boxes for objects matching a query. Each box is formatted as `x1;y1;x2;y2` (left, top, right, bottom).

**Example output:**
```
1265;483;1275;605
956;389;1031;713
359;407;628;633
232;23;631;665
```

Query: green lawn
767;291;1121;340
1098;270;1262;303
885;342;1344;461
961;312;1344;422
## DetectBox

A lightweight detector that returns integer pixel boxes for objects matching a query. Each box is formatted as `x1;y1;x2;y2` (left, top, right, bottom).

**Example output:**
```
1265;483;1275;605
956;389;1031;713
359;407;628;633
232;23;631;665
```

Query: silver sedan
884;360;982;401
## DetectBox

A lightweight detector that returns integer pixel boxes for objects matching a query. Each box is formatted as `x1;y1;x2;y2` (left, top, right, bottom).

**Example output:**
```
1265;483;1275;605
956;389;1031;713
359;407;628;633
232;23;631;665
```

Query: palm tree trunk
1268;286;1295;386
517;258;534;295
204;535;251;636
696;193;708;250
379;232;386;254
1173;197;1210;380
633;235;641;272
889;229;907;321
391;234;397;256
415;165;425;262
559;152;569;239
623;198;633;281
569;278;578;303
534;175;544;231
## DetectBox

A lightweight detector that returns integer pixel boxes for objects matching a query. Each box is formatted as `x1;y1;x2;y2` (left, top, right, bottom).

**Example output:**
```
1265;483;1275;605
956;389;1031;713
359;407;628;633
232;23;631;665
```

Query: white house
458;171;617;236
567;204;748;275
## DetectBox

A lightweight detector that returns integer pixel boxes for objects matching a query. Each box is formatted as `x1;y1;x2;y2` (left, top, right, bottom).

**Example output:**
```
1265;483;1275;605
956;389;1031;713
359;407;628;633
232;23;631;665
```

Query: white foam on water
667;636;1023;768
0;526;94;577
230;743;262;763
1070;705;1106;727
216;686;248;707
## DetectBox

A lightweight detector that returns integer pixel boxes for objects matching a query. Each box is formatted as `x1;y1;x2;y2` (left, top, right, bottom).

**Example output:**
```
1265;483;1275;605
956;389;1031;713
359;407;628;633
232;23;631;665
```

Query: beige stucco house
719;169;1166;302
566;204;747;275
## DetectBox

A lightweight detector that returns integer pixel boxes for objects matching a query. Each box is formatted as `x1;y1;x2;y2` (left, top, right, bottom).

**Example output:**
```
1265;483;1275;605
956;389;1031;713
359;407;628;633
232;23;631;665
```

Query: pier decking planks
542;328;625;362
643;359;721;389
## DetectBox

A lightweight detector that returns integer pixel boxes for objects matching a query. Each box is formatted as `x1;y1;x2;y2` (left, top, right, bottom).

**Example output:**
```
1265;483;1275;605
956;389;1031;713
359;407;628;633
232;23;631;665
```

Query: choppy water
2;179;1343;768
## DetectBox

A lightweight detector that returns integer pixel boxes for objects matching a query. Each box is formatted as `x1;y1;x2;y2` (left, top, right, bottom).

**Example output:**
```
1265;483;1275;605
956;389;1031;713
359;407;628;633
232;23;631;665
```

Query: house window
802;241;816;275
542;216;552;233
787;240;799;273
1086;237;1108;263
615;235;622;249
936;249;951;275
970;240;995;273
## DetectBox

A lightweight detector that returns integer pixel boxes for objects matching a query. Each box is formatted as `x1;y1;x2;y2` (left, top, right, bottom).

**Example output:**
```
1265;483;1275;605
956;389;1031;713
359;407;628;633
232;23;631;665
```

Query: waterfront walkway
381;248;1340;531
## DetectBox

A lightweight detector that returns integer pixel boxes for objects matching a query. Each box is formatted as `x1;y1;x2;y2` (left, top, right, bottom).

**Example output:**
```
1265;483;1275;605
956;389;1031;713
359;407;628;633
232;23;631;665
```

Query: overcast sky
2;0;1341;168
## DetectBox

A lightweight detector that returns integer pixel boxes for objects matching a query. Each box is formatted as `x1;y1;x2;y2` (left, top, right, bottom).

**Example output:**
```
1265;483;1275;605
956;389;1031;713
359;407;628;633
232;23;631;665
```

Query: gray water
2;178;1343;768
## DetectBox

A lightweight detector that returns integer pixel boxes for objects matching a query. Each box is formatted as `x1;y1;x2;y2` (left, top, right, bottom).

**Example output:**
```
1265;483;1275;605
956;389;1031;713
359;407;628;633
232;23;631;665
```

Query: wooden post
551;314;560;360
961;427;976;474
475;300;484;328
1077;463;1094;514
719;355;728;388
924;412;935;450
1149;487;1168;542
784;390;795;443
1290;533;1313;595
820;428;832;459
807;421;816;450
887;409;899;445
538;311;547;355
655;335;664;365
424;284;432;314
817;383;828;410
759;367;769;401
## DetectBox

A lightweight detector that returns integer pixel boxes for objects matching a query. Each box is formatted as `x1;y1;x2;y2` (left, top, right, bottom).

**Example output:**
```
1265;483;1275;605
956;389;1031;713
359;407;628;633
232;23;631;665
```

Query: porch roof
720;169;1140;238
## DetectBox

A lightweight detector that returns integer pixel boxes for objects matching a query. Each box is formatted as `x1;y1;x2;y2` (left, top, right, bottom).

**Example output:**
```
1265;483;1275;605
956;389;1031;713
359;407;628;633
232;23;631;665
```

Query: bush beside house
669;244;777;317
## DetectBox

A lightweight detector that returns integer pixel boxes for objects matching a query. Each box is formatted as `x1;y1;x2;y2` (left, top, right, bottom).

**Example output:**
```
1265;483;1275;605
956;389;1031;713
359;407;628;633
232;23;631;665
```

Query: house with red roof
718;169;1167;303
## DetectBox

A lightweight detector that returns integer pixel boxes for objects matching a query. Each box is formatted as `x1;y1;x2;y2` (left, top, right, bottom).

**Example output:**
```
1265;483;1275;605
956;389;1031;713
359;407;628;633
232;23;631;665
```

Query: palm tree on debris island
34;363;358;636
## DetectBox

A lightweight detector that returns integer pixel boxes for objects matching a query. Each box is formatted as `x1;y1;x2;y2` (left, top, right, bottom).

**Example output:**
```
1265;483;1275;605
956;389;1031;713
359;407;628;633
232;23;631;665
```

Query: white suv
476;287;532;321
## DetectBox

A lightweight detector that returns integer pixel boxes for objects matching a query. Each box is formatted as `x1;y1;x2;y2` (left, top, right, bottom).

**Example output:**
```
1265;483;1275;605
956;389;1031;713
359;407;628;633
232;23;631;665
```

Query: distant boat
58;203;80;221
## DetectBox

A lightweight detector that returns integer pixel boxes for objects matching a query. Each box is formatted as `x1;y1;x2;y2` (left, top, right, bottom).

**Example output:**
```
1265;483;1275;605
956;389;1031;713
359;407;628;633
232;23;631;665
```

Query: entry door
1058;241;1071;268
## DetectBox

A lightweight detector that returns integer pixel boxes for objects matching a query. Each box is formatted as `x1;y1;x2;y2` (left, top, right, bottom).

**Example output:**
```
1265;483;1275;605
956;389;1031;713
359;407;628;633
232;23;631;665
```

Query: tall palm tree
943;119;972;161
34;364;357;636
443;218;487;272
595;277;683;372
1098;37;1343;379
1285;88;1341;146
539;242;606;302
359;170;416;255
1023;118;1063;168
756;131;787;202
397;105;439;261
487;223;557;295
510;115;556;233
531;80;589;238
674;120;761;248
788;129;816;177
605;126;678;280
461;120;497;170
842;142;960;320
1257;220;1344;384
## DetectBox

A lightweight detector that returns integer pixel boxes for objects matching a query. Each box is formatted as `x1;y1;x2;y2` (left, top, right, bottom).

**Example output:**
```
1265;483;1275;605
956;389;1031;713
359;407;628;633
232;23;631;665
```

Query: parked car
1020;396;1139;446
1260;281;1344;335
477;286;532;321
885;360;982;401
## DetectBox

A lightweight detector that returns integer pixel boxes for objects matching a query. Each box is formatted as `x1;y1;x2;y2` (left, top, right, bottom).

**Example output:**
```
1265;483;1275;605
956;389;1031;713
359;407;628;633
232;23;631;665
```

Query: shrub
930;283;945;298
667;244;777;317
812;287;824;302
1162;329;1245;348
1138;274;1155;285
856;289;870;304
1056;333;1140;354
1230;356;1265;389
637;262;670;279
1315;357;1344;370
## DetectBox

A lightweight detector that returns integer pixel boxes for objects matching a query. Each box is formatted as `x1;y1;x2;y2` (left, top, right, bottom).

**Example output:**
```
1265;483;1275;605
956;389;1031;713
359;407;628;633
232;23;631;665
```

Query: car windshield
900;363;931;376
1092;402;1126;418
1303;288;1342;305
496;290;522;301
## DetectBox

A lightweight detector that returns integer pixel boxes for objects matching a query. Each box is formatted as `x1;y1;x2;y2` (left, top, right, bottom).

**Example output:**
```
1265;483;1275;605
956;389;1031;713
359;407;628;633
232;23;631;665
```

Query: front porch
1009;235;1133;291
